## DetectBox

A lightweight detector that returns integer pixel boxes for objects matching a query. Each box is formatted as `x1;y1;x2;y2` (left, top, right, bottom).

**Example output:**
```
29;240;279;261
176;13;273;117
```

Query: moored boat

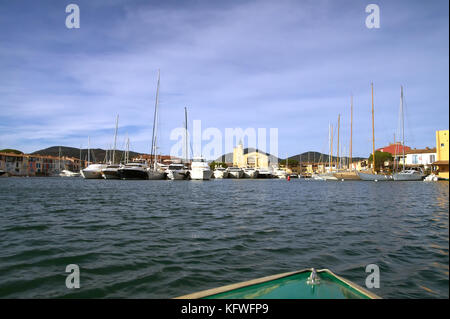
81;164;107;179
176;268;380;299
189;157;212;180
227;167;244;179
101;164;121;179
118;162;149;180
357;171;392;181
243;167;258;178
59;169;81;177
166;163;188;180
213;167;228;179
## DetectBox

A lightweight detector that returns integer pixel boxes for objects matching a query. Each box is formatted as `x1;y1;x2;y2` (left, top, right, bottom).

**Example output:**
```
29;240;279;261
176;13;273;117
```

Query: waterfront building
434;130;449;180
404;148;436;169
232;141;272;169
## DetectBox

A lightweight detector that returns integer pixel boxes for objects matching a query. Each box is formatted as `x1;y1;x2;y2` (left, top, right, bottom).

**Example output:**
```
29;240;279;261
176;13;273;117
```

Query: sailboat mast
151;70;160;169
88;137;90;165
112;114;119;164
350;95;353;170
337;114;340;170
371;82;376;173
330;125;333;172
401;86;405;171
185;107;188;164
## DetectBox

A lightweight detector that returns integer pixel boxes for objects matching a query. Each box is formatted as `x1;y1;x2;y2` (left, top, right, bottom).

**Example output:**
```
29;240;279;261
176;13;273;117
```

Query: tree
368;151;392;170
209;161;228;170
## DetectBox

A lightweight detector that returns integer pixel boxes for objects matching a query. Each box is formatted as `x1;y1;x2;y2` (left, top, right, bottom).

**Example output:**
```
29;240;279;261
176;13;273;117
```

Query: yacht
357;171;393;181
118;162;149;180
166;163;188;180
101;164;122;179
272;168;287;179
213;167;228;179
81;163;107;179
227;167;244;178
59;169;81;177
243;167;258;178
257;168;272;178
189;157;212;180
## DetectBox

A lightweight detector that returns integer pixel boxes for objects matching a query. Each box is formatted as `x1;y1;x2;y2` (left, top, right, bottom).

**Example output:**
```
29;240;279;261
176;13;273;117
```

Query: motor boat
101;164;122;179
243;167;259;178
227;167;244;178
166;163;188;180
59;169;81;177
393;169;424;181
81;163;107;179
272;168;287;179
118;162;149;180
213;167;228;179
257;168;272;178
189;157;212;180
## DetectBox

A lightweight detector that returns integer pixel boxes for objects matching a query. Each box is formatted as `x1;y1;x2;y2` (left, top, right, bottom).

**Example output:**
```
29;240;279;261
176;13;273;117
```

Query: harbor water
0;177;448;298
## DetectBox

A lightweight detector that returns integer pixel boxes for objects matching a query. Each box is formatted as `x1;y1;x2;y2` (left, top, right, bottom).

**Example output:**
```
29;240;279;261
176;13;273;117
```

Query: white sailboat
393;86;423;181
148;69;166;180
102;115;122;179
81;137;107;179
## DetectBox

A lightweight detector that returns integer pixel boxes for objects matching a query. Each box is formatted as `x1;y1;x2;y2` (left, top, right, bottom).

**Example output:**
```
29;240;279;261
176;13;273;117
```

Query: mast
350;95;353;170
371;82;376;173
337;114;340;170
79;145;82;170
151;69;160;170
393;133;396;173
401;85;405;171
87;137;90;165
58;146;61;171
112;114;119;164
185;107;188;165
330;125;333;173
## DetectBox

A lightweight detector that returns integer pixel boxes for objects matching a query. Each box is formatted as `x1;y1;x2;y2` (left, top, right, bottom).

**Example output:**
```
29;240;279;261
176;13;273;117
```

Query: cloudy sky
0;0;448;159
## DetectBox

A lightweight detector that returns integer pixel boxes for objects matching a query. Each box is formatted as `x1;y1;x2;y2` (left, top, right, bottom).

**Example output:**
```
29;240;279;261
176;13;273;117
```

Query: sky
0;0;448;159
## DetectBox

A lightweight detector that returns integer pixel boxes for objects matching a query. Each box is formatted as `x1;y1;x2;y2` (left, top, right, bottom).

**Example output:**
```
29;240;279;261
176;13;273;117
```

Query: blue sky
0;0;448;159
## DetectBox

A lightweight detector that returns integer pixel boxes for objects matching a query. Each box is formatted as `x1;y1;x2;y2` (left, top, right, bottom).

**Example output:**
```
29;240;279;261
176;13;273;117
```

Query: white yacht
213;167;228;179
424;173;438;182
272;168;287;179
257;168;272;178
101;164;122;179
243;167;258;178
166;163;188;180
81;163;107;179
227;167;244;178
59;169;81;177
189;157;212;180
393;169;424;181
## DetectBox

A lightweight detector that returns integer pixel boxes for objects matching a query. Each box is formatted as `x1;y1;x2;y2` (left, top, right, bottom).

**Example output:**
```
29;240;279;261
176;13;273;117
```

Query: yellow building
435;130;449;180
233;142;270;169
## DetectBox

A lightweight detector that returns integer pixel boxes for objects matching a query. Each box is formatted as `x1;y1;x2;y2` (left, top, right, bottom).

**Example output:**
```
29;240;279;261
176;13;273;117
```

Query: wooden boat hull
333;171;360;180
176;268;380;299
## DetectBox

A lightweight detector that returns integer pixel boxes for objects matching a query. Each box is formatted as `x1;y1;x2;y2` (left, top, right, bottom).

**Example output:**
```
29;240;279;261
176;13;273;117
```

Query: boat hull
213;170;227;179
333;171;360;180
190;169;212;180
393;172;423;181
176;268;380;299
228;171;244;178
80;169;103;179
167;170;187;180
102;169;120;179
118;168;148;180
357;171;392;181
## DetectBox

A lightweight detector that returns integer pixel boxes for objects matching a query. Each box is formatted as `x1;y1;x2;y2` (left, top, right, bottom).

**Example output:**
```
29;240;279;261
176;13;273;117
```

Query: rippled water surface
0;177;448;298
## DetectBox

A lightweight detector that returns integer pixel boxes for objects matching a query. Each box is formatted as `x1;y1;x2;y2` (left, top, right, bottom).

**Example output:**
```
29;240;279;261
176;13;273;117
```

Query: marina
0;177;447;298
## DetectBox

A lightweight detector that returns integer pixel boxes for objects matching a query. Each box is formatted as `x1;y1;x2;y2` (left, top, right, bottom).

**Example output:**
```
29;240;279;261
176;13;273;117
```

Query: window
412;155;418;164
430;155;435;163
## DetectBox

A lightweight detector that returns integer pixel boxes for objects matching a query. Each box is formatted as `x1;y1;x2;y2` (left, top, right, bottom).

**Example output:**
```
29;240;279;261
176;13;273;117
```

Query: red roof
376;143;411;155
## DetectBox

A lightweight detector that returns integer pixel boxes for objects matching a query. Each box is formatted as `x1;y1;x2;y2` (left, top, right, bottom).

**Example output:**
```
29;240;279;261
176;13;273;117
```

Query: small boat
176;268;380;299
242;167;258;178
424;173;439;182
81;164;107;179
357;171;392;181
189;157;212;180
118;162;149;180
59;169;81;177
213;167;228;179
227;167;244;179
101;164;122;179
167;163;188;180
333;171;360;180
272;168;287;179
313;173;338;181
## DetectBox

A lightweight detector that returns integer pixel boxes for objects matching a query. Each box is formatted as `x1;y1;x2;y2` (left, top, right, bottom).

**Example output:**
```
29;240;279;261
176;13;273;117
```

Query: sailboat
393;86;423;181
102;115;122;179
314;123;337;180
357;83;392;181
167;107;189;180
333;96;360;180
147;69;166;180
81;137;107;179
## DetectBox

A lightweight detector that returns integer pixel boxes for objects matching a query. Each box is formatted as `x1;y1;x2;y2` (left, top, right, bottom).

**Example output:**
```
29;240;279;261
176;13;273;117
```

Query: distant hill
288;152;367;163
216;149;366;164
31;146;143;162
0;149;23;154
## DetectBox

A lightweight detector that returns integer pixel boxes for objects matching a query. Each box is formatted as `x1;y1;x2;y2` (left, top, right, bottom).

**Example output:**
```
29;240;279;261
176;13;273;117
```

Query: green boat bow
176;268;380;299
